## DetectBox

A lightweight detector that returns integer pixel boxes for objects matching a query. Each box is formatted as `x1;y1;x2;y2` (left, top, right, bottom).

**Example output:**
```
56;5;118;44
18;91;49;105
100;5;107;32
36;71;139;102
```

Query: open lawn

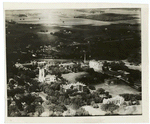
94;82;140;97
62;72;88;83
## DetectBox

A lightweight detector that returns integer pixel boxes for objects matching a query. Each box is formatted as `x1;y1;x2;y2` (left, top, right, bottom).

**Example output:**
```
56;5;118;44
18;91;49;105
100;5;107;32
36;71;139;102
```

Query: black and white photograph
4;3;149;122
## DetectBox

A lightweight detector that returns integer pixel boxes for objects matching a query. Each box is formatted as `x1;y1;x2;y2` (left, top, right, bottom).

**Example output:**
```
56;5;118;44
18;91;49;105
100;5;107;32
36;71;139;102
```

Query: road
39;92;51;117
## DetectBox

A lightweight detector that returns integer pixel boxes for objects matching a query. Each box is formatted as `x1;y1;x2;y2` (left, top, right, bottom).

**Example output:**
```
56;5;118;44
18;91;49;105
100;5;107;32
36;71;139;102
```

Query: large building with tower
38;68;45;82
38;61;56;84
38;67;56;84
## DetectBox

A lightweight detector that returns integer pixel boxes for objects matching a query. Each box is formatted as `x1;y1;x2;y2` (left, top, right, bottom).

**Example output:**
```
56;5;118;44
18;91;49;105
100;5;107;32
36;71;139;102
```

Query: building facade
38;67;56;83
89;60;103;72
45;75;56;84
38;68;45;82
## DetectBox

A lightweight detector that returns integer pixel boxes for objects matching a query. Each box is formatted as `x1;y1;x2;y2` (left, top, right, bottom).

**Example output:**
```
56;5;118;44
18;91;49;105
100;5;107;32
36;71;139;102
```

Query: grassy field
94;82;139;97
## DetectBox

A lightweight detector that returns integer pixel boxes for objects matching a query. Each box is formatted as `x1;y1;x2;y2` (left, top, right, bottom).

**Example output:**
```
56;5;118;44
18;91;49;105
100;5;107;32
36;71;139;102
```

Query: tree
105;91;109;96
75;108;90;116
101;103;119;114
87;68;95;74
83;87;90;94
35;105;44;116
94;96;102;103
44;87;50;94
54;90;60;97
49;104;56;112
97;88;105;94
34;97;44;104
93;104;99;108
16;76;25;86
70;97;84;110
91;101;95;106
64;98;70;105
88;85;96;90
119;93;141;101
49;96;58;104
58;95;66;103
8;101;20;116
9;111;21;117
51;83;60;91
26;104;36;113
8;78;16;85
47;89;55;96
103;61;109;67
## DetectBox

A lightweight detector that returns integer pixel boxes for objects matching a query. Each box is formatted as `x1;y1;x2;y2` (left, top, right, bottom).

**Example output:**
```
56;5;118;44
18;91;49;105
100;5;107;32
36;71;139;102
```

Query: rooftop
62;82;86;89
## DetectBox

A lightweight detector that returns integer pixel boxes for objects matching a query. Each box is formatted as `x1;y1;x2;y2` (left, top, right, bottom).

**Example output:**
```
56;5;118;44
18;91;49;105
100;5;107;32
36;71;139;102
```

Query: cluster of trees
119;93;141;105
127;69;141;86
48;103;67;114
102;61;141;80
75;108;90;116
41;83;61;93
7;64;43;117
41;81;113;116
8;74;40;93
7;65;36;81
41;83;69;116
7;63;40;93
101;103;119;114
8;93;44;117
48;64;82;75
91;101;99;108
102;61;128;71
76;69;109;85
7;88;25;97
119;93;141;101
102;61;141;90
127;48;141;65
16;68;36;78
88;85;96;90
97;88;112;98
48;66;69;75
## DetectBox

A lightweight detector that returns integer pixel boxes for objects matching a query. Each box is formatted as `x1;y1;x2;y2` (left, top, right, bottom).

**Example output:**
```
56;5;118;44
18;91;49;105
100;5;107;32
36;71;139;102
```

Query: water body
5;9;140;25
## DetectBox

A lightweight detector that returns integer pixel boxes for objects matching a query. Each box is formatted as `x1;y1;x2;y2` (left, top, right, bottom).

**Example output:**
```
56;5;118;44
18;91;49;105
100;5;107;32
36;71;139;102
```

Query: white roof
45;75;56;78
62;82;86;89
59;62;75;66
38;61;46;64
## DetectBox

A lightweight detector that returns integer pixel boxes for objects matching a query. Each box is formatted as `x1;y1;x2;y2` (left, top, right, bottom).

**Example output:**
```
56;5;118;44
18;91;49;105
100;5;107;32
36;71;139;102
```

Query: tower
84;52;86;63
38;67;45;82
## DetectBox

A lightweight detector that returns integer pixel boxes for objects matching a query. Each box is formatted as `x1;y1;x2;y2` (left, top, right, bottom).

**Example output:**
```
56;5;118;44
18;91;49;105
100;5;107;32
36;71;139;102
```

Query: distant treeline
74;13;139;21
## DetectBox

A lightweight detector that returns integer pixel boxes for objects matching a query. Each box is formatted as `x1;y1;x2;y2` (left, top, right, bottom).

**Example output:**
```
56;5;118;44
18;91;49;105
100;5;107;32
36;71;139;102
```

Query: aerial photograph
6;8;141;117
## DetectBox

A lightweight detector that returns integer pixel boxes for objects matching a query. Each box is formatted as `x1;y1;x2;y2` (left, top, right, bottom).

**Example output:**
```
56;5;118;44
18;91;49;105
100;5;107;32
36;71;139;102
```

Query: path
39;92;50;117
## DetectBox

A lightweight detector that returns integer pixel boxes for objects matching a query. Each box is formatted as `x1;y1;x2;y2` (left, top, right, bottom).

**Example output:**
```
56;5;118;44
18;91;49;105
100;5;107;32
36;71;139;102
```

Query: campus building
60;82;87;92
89;60;103;72
44;75;56;84
38;67;56;83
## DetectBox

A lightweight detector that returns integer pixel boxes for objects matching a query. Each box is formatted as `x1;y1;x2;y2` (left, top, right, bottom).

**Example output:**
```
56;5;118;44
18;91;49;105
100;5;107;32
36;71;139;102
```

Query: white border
3;2;149;123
